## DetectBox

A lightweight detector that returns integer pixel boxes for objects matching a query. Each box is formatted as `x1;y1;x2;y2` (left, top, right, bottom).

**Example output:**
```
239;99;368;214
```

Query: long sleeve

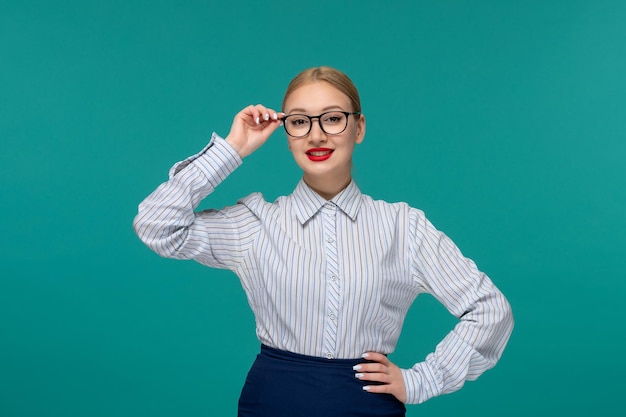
401;212;514;404
133;133;252;270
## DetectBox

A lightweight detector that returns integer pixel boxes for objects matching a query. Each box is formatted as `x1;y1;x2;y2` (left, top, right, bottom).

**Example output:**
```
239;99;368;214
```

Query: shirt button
331;275;338;282
326;353;333;359
329;313;336;320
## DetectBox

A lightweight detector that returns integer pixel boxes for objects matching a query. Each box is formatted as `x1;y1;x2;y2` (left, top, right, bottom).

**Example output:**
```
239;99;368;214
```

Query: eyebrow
286;105;345;114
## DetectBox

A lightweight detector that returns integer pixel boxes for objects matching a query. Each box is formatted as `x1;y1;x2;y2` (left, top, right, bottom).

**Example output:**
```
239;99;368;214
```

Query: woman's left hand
354;352;407;403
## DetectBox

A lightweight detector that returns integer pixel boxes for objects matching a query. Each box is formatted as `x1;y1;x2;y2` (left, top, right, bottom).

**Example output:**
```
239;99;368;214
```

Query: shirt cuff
401;360;442;404
168;132;242;185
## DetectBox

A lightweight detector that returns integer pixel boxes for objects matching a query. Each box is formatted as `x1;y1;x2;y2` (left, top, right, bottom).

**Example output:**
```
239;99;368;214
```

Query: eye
323;112;345;125
288;115;310;127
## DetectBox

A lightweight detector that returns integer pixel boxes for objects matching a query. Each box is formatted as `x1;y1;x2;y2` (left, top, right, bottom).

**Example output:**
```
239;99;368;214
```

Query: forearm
402;289;513;404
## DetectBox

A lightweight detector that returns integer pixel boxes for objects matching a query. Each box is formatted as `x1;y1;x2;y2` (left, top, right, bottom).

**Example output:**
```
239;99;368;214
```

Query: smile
306;148;334;162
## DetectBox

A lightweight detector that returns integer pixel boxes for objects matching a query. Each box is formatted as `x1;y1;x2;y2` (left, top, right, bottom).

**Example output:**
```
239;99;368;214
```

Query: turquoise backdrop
2;1;625;416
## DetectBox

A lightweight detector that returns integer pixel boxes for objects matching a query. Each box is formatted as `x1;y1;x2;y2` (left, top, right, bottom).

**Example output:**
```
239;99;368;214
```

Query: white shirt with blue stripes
133;133;513;404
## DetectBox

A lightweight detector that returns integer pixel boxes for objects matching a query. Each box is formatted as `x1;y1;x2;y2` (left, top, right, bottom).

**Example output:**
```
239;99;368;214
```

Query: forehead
284;81;351;113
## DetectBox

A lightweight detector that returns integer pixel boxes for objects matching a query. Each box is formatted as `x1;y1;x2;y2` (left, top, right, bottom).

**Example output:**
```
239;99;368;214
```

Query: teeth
309;150;332;156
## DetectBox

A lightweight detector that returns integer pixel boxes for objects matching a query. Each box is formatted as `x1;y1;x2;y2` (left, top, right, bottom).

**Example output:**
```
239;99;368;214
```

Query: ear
355;114;366;144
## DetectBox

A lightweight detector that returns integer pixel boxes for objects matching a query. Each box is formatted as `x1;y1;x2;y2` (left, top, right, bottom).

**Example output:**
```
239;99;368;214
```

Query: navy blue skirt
238;345;406;417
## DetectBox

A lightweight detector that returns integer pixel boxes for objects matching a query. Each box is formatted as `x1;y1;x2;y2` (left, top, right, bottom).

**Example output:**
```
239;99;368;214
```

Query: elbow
463;290;514;333
132;213;144;240
132;212;152;248
132;213;183;259
500;294;514;336
466;290;514;354
491;293;514;356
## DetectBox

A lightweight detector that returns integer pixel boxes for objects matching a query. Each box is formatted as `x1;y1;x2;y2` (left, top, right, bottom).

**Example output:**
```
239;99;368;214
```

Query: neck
303;174;351;201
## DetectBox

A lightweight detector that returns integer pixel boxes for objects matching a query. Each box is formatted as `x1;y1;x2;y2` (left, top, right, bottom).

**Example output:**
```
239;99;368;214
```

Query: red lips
306;148;334;162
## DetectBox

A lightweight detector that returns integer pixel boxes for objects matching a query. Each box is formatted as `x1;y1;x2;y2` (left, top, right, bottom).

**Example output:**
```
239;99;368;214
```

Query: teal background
2;1;625;416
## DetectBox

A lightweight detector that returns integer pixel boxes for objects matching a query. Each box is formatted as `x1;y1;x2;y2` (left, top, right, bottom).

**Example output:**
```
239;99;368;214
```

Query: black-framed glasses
281;111;361;138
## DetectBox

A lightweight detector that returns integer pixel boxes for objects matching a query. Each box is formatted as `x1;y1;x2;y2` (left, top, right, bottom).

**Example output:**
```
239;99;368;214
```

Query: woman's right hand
225;104;285;158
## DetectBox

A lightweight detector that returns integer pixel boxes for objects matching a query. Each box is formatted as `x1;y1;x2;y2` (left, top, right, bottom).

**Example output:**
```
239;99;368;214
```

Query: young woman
133;66;513;417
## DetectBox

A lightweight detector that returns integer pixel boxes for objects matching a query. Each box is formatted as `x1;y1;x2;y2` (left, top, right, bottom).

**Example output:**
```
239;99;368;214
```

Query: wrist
224;135;245;158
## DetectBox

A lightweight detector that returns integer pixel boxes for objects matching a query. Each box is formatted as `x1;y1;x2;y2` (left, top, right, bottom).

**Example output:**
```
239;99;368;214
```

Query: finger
355;372;390;383
353;362;387;374
362;384;393;395
363;382;407;403
260;107;284;124
362;352;390;365
242;105;283;124
239;105;262;126
354;353;391;374
242;105;270;126
252;104;275;124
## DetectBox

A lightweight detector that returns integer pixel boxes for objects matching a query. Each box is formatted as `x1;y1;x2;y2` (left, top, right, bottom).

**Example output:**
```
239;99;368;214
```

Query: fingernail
362;386;371;391
352;365;362;371
361;353;370;358
264;113;270;121
273;113;278;120
355;373;364;378
255;116;260;125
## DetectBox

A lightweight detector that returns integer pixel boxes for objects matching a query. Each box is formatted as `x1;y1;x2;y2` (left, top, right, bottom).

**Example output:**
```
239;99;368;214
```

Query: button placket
321;202;340;359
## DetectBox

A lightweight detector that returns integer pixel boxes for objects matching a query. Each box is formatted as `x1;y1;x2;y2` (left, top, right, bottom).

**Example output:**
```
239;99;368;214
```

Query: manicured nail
362;386;371;391
255;116;260;125
264;113;270;121
273;112;278;120
361;353;370;358
352;365;362;371
355;373;364;378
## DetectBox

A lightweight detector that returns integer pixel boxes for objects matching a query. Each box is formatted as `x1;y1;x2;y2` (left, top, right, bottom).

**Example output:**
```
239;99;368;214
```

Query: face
283;81;365;190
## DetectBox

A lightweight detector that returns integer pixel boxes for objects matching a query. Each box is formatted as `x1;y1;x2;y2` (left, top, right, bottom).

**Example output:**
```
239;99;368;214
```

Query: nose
307;118;327;144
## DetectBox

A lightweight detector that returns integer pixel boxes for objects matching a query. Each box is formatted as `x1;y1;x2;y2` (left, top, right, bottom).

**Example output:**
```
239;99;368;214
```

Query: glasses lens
320;112;348;135
284;115;311;137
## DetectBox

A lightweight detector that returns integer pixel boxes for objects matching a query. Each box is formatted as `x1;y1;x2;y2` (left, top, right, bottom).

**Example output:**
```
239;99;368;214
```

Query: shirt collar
292;179;363;225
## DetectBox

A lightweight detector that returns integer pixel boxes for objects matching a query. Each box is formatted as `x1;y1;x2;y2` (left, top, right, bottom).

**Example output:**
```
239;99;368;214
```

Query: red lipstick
306;148;334;162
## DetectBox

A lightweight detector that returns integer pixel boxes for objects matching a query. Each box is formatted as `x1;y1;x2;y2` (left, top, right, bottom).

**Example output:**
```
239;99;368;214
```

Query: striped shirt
133;134;513;404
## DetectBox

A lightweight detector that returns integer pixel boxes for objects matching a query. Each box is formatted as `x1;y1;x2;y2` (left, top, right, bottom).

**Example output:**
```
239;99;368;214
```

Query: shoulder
359;194;433;242
236;192;288;219
360;193;426;220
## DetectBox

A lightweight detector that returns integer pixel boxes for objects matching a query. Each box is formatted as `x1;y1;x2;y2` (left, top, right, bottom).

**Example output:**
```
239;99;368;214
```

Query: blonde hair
282;66;361;113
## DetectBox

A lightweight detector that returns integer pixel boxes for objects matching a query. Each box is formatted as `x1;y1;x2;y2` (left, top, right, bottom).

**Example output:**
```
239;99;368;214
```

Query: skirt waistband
260;344;364;367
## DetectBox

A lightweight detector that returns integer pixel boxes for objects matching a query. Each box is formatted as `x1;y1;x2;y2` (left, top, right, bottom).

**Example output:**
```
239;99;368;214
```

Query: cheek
344;129;360;145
